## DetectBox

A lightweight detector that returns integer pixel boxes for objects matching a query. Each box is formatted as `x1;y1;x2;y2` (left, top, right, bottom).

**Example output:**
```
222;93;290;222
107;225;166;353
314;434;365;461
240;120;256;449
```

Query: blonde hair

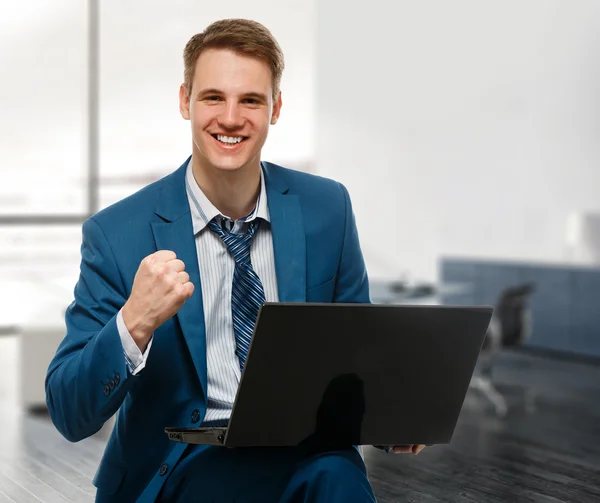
183;19;285;100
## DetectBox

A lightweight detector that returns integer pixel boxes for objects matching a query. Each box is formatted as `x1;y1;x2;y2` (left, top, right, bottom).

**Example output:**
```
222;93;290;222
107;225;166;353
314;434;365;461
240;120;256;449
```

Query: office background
1;1;599;502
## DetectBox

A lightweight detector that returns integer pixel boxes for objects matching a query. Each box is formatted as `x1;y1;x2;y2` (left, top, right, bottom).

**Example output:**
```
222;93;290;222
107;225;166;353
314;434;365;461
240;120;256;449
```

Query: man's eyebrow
242;92;268;102
196;88;223;99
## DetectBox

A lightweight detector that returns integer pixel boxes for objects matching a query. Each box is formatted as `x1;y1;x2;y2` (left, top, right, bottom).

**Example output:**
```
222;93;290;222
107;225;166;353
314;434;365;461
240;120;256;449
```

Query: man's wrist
122;304;153;351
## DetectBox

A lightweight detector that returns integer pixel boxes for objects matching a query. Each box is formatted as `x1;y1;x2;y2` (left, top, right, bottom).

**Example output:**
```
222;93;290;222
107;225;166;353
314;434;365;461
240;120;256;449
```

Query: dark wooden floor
1;335;599;502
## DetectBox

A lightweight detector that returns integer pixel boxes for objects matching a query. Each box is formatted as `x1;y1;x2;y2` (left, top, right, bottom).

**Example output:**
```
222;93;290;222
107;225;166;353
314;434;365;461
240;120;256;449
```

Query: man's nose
218;102;244;129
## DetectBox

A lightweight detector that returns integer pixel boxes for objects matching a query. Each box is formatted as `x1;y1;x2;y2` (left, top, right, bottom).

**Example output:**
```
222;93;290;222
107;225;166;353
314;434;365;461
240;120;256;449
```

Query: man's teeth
216;135;243;144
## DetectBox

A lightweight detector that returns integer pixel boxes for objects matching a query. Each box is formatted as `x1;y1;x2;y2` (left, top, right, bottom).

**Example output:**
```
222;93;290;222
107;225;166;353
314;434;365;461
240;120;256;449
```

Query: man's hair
183;19;285;100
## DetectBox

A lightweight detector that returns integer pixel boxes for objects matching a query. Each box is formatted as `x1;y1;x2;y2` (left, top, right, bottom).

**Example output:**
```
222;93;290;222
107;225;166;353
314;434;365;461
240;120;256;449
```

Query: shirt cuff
117;308;153;375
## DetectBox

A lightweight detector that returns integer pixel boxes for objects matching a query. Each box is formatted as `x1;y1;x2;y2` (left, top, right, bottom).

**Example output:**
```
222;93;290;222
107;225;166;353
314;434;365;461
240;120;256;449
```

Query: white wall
316;0;600;281
6;0;600;285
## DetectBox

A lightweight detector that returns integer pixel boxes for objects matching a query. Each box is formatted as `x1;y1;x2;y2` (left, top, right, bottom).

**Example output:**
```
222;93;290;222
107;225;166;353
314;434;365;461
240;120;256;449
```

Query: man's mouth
211;134;247;145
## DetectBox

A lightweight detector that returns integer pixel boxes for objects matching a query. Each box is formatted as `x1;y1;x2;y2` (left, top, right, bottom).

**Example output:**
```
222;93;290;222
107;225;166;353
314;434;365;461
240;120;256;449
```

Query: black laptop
165;302;492;448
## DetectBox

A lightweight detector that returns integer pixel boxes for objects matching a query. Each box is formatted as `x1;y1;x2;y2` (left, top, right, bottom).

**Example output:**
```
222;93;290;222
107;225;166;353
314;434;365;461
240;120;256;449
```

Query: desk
369;280;472;306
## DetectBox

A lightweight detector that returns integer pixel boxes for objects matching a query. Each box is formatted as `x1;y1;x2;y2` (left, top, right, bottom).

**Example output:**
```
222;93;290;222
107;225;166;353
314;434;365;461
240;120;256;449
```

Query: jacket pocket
306;276;336;302
93;457;127;496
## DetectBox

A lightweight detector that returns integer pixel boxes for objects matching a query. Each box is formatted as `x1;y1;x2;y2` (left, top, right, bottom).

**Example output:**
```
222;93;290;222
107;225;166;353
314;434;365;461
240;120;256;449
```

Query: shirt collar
185;158;270;235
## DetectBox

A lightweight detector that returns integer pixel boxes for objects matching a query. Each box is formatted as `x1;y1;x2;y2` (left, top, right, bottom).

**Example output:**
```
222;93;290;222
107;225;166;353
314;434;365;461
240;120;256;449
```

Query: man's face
180;48;281;175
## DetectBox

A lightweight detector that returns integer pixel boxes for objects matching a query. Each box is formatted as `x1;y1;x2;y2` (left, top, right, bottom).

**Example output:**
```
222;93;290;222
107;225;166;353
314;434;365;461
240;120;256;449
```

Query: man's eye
244;99;259;104
205;96;221;101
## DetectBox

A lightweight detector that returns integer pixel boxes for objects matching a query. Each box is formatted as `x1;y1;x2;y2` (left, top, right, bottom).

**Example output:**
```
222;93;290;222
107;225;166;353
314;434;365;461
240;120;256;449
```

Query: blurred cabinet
18;304;66;410
440;257;600;358
570;270;600;355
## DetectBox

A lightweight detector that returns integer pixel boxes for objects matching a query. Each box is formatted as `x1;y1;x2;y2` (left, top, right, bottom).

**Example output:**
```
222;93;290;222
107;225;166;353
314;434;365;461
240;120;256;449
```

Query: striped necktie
208;217;266;370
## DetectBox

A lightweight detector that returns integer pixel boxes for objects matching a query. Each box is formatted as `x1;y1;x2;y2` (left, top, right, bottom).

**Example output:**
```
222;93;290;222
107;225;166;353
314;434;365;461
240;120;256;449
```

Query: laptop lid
224;302;492;448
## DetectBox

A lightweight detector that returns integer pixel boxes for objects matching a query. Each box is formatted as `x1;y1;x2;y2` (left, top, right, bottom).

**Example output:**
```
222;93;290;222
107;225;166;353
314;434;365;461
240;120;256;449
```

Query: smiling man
45;19;423;503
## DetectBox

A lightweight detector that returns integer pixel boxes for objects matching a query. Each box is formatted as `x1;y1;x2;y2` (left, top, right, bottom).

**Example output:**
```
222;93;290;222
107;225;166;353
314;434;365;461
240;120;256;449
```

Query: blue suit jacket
45;158;370;502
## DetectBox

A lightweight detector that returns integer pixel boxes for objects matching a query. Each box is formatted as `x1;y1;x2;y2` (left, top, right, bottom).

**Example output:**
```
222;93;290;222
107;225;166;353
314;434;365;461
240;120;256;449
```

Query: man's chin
195;147;261;174
209;159;253;174
205;152;262;173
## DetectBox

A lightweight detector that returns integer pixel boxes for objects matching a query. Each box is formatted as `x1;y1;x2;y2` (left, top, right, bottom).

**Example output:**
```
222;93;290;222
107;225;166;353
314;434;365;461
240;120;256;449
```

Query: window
0;1;88;216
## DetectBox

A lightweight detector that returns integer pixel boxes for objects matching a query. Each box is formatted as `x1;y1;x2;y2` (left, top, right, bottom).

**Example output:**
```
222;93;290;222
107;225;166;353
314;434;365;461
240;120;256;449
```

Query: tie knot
208;218;259;265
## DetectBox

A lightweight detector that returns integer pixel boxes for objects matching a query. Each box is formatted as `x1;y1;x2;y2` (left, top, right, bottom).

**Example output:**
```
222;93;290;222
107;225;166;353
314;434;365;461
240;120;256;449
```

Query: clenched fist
121;250;194;352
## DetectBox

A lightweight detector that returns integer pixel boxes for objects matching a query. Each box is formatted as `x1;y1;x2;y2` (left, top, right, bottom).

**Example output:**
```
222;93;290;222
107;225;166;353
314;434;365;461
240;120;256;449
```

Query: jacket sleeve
333;183;371;304
45;216;134;442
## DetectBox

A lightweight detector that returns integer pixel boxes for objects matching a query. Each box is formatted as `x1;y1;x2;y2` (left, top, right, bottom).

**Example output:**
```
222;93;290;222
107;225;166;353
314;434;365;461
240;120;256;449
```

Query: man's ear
271;91;282;125
179;84;191;120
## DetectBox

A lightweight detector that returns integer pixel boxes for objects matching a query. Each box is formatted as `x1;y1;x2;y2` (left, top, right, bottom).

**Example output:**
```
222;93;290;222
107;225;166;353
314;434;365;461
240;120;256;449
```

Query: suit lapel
151;159;208;402
263;163;307;303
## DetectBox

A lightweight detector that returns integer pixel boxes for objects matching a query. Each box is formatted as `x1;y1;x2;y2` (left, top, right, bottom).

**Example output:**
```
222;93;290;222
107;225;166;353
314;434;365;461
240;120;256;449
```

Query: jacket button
113;373;120;385
191;409;200;424
108;379;115;390
159;462;168;476
103;385;110;396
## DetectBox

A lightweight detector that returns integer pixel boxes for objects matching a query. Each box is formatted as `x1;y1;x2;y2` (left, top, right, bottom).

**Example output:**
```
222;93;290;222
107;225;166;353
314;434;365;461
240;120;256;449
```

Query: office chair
469;283;535;417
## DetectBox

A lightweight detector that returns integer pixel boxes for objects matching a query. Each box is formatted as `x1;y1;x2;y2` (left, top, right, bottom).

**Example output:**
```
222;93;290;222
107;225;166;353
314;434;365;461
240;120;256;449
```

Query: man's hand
389;444;426;455
122;250;195;352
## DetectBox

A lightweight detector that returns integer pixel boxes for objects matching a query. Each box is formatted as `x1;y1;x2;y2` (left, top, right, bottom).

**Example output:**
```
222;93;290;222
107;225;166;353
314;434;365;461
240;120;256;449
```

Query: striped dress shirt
116;159;279;423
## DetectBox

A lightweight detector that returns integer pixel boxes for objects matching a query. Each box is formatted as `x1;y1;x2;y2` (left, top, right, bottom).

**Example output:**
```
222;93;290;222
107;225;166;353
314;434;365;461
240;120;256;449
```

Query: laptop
165;302;492;448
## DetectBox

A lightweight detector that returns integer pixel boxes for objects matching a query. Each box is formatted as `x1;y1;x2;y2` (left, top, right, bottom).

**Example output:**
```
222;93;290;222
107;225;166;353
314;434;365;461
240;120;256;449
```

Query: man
45;18;424;503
